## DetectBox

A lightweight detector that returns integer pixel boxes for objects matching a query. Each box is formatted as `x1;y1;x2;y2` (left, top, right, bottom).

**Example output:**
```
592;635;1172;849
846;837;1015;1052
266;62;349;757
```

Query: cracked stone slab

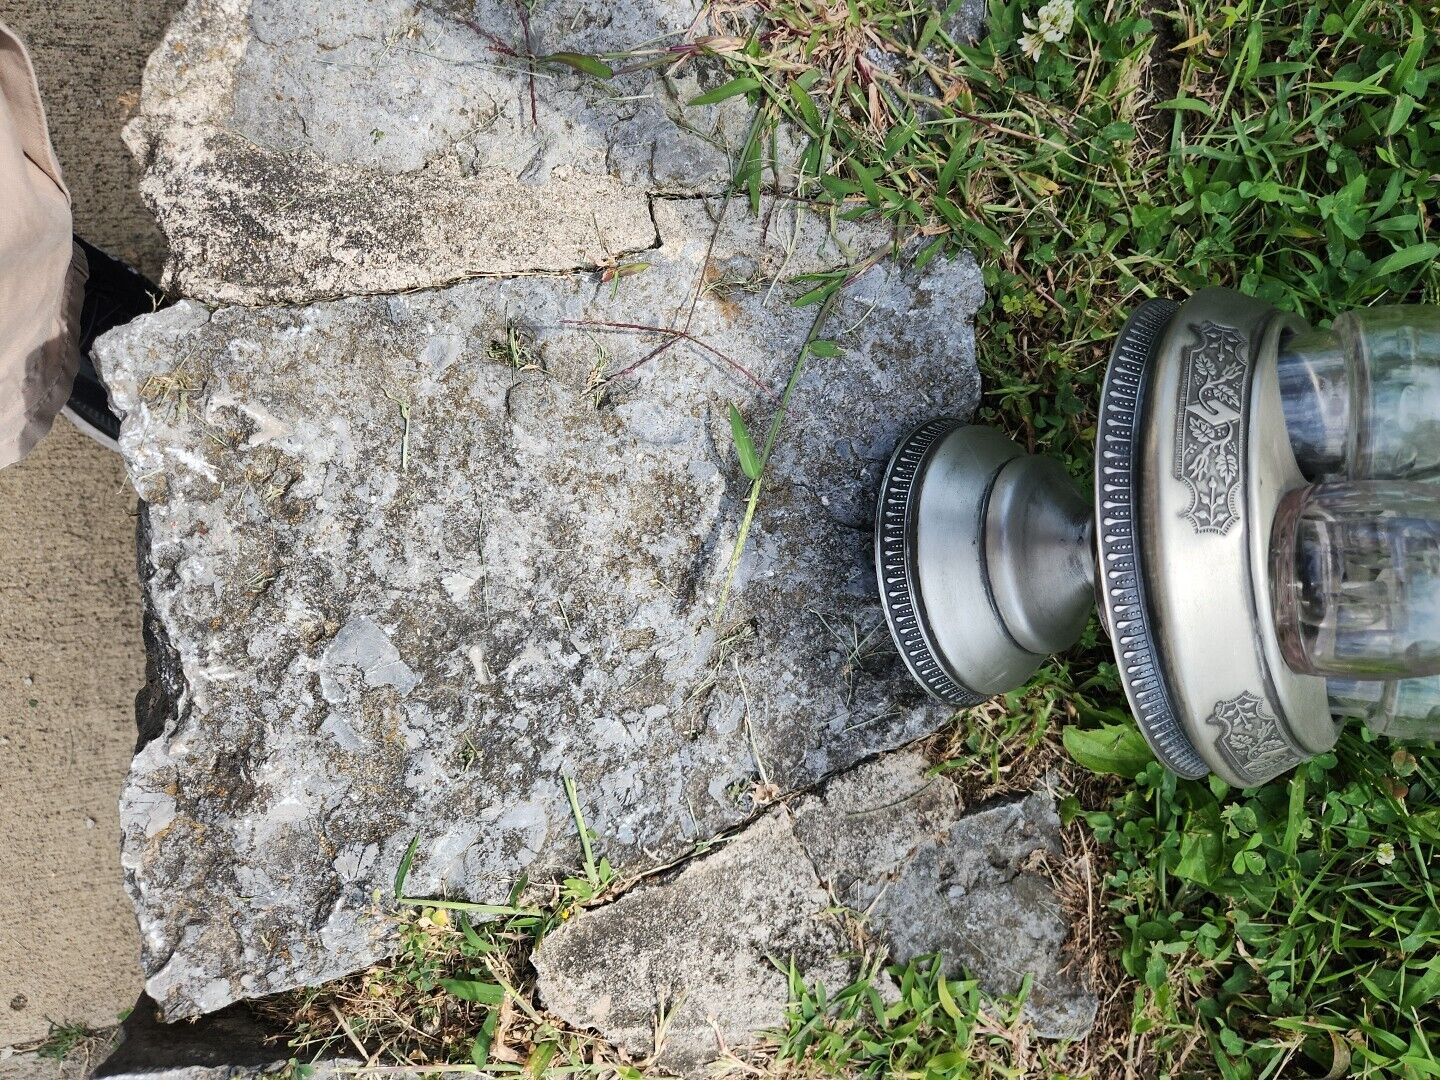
535;752;1096;1074
791;755;1098;1039
127;0;762;303
533;810;853;1075
96;197;983;1019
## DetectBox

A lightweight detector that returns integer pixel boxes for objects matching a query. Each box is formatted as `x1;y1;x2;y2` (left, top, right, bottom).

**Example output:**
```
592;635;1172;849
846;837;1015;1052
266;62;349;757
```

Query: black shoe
64;237;165;450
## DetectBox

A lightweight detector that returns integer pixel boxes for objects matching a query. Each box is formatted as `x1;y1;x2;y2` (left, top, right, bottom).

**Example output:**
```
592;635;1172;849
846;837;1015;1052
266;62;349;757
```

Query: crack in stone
531;749;1096;1073
161;189;718;312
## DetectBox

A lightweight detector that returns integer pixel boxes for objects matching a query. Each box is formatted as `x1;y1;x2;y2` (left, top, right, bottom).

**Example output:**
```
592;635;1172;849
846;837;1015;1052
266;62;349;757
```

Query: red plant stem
608;335;681;382
563;319;773;394
515;2;539;128
460;13;536;127
461;17;517;57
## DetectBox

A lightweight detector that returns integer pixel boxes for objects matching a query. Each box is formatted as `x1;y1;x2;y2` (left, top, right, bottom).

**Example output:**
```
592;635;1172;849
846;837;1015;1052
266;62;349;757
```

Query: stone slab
793;759;1098;1039
126;0;762;303
533;811;852;1074
95;198;983;1019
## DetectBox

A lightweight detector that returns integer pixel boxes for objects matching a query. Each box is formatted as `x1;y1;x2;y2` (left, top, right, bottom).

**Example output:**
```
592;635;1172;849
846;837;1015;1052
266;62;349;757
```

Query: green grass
768;954;1081;1077
1082;730;1440;1078
703;0;1438;462
265;779;629;1076
32;1019;99;1062
691;0;1440;1076
271;898;612;1076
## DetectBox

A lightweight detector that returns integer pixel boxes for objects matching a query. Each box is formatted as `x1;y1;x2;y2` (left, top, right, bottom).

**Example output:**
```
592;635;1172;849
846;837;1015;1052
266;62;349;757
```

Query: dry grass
257;900;641;1076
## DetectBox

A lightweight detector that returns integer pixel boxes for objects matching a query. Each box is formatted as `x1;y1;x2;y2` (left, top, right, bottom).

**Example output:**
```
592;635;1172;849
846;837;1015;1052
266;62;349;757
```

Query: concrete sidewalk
0;0;180;1050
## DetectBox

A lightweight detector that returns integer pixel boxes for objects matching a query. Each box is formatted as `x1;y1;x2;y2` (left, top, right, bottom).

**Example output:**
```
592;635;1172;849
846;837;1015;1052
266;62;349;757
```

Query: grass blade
728;405;762;480
394;834;420;899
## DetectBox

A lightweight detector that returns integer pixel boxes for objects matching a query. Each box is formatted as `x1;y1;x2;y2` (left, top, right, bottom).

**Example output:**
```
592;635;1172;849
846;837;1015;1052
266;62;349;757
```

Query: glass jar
1327;676;1440;740
1277;307;1440;734
1272;481;1440;680
1277;305;1440;481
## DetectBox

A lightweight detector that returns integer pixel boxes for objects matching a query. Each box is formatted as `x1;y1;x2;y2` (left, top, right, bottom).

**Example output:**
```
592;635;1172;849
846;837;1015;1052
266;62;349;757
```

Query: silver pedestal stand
875;288;1337;786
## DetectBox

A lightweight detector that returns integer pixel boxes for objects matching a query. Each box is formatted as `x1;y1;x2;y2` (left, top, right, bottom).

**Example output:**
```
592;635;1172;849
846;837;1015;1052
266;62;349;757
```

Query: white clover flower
1019;0;1075;60
1039;0;1076;39
1376;841;1396;866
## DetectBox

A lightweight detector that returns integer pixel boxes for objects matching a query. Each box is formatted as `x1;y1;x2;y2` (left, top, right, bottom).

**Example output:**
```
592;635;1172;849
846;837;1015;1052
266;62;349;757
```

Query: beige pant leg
0;20;86;470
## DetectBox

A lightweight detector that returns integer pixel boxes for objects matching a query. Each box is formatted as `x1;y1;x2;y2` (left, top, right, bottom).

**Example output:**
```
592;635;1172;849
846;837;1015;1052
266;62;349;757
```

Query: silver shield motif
1173;321;1248;535
1206;692;1305;785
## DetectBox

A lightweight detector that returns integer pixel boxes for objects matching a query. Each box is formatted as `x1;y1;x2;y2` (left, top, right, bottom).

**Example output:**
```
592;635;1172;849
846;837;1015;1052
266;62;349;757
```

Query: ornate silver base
875;287;1340;787
875;422;1092;706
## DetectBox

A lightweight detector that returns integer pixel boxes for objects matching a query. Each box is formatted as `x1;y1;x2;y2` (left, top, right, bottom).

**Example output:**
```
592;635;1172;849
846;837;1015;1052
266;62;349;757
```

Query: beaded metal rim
874;418;986;707
1095;299;1210;778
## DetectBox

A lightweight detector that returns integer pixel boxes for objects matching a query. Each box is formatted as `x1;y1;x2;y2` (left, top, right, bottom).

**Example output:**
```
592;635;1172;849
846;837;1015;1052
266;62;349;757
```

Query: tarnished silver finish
1205;693;1302;788
1094;299;1207;777
875;423;1051;705
985;455;1094;655
875;418;986;706
1172;320;1251;535
1139;288;1332;786
874;286;1341;787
